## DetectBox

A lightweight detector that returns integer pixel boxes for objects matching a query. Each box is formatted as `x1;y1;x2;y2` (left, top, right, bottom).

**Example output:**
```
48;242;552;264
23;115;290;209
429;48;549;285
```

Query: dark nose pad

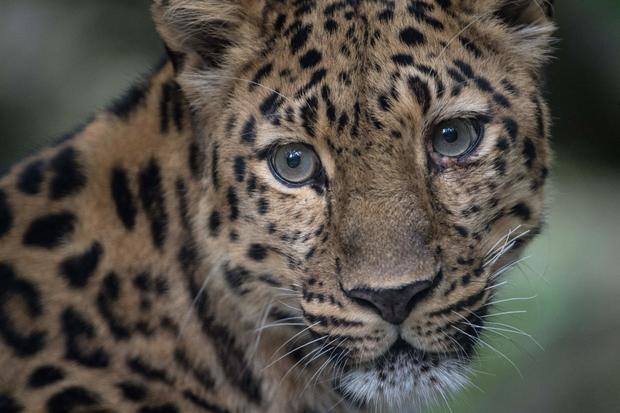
344;280;433;325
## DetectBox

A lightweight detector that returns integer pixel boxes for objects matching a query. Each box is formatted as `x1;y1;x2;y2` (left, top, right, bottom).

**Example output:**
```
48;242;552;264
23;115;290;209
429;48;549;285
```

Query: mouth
334;339;470;410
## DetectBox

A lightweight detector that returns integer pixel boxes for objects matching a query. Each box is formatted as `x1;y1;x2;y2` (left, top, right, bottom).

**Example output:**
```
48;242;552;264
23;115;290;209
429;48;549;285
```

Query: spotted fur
0;1;554;412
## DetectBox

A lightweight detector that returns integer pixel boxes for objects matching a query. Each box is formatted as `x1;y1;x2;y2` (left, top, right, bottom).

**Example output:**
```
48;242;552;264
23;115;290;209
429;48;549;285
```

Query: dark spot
166;47;186;72
324;19;338;33
248;244;268;261
496;138;510;151
260;92;284;119
111;167;137;230
511;202;531;221
295;69;326;98
502;117;519;141
183;390;231;413
175;178;191;230
138;159;169;249
0;190;13;239
290;24;312;54
227;187;240;221
474;77;493;93
459;36;482;58
189;141;204;179
392;54;414;66
501;78;519;95
224;265;251;293
208;211;222;237
23;212;76;249
300;95;319;138
211;144;220;189
109;78;149;118
59;242;103;288
250;63;273;91
233;157;246;183
299;49;322;69
522;138;537;169
174;348;216;390
493;93;511;108
454;59;474;79
46;386;101;413
17;160;46;195
246;174;257;195
97;272;131;340
535;98;546;139
378;95;391;111
455;225;469;237
0;395;22;413
241;116;257;144
139;404;179;413
117;381;147;402
28;365;65;389
493;158;507;175
257;198;269;215
0;264;46;357
399;27;425;47
447;68;466;83
61;307;109;368
274;14;287;32
408;76;431;114
49;147;86;200
127;357;174;385
378;9;394;22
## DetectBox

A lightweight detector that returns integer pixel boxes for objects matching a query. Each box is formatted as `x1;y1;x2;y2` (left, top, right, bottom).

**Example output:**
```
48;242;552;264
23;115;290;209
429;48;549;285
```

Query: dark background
1;1;619;412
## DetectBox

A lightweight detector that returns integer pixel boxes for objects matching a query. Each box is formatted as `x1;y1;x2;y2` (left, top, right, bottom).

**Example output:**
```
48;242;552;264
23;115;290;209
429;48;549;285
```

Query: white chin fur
337;357;470;413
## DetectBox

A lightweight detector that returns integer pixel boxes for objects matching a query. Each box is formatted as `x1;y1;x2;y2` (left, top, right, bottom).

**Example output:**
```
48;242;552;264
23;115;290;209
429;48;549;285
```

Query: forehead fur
154;0;554;112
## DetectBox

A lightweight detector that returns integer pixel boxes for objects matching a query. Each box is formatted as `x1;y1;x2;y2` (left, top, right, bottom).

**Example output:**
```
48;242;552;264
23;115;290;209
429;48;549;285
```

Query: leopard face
154;0;554;409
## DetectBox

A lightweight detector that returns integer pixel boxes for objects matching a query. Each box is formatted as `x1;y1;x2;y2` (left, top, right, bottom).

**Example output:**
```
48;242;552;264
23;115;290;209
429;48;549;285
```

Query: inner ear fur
495;0;555;26
151;0;261;70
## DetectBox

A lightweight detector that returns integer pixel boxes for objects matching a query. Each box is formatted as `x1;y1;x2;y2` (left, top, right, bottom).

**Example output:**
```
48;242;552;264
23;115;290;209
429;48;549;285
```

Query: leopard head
153;0;554;409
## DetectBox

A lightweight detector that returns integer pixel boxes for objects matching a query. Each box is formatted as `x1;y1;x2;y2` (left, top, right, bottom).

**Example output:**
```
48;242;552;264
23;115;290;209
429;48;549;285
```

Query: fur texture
0;1;554;412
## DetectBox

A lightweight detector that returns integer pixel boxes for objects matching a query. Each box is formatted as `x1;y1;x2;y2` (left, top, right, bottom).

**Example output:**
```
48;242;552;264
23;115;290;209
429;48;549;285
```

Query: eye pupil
442;127;458;143
431;118;482;158
286;150;302;168
270;143;321;186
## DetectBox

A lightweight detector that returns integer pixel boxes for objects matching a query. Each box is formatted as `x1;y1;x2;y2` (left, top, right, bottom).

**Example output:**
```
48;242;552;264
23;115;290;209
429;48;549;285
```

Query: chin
334;340;471;412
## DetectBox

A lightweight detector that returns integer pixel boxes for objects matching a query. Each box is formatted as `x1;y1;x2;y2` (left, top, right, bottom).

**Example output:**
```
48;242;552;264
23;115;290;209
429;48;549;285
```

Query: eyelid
256;137;311;161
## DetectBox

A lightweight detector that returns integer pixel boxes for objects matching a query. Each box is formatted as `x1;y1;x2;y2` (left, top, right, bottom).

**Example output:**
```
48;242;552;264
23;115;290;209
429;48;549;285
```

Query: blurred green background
0;1;618;412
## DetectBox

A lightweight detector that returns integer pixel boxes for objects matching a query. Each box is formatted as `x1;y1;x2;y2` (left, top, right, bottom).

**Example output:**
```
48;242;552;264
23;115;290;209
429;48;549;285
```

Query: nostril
343;280;434;325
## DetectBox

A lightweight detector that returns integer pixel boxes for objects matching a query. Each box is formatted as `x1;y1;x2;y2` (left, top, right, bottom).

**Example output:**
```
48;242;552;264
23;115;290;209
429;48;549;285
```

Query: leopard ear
493;0;556;69
495;0;555;26
151;0;261;72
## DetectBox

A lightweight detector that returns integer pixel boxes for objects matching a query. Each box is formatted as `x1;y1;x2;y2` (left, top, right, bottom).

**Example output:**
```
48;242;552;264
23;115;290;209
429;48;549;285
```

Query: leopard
0;0;555;412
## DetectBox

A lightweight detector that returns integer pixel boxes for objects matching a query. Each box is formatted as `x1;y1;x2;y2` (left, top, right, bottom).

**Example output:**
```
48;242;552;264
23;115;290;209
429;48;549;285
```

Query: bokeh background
1;1;618;412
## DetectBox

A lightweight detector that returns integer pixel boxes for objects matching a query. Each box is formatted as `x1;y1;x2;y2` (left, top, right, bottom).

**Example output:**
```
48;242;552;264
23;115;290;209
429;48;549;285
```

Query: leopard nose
343;281;433;325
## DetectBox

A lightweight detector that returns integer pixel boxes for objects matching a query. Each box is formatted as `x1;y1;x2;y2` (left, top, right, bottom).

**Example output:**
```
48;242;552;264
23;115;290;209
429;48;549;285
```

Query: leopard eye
269;143;321;186
431;118;482;157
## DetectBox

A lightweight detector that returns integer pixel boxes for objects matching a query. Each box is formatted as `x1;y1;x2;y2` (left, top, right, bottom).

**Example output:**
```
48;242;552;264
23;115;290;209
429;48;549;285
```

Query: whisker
254;322;307;332
490;255;532;280
484;321;544;351
485;225;522;258
279;342;328;383
438;10;496;60
263;334;326;371
482;310;527;318
483;294;538;307
264;322;321;367
177;259;223;339
248;302;273;362
452;325;523;378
